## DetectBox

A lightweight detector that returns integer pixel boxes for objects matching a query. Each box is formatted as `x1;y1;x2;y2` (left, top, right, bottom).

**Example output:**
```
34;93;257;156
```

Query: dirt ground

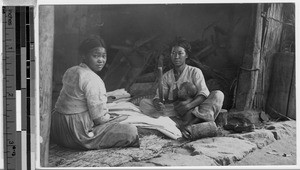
48;120;298;168
232;131;297;167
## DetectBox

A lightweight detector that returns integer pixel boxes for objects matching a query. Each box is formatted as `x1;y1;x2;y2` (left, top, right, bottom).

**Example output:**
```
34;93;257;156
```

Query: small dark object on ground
234;124;255;133
223;123;255;133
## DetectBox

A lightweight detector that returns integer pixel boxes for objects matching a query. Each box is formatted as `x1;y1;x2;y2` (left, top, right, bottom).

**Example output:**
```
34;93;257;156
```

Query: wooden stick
189;58;229;85
268;106;292;121
134;34;158;48
193;45;215;61
158;55;164;103
110;45;132;52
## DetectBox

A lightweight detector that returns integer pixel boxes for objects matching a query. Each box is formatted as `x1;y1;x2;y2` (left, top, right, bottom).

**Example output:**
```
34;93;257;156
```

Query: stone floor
48;120;297;167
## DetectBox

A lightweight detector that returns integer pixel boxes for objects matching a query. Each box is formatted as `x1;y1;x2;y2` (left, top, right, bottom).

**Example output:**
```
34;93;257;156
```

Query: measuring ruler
3;6;34;170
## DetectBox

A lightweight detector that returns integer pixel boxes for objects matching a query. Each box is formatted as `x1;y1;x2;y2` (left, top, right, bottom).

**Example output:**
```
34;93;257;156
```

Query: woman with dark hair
50;35;139;150
140;37;224;140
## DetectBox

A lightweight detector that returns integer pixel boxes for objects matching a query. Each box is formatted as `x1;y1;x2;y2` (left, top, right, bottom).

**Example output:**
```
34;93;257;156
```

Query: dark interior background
51;4;253;109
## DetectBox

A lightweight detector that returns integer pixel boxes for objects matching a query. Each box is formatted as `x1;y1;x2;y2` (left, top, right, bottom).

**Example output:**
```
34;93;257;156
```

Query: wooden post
234;4;263;110
39;6;54;167
256;3;283;111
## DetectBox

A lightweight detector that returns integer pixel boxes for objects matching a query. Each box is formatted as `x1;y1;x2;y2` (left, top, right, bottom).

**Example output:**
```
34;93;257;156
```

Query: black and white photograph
37;1;298;169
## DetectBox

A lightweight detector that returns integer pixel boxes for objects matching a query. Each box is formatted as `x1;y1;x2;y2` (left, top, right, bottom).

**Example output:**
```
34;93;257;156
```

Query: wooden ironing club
158;55;164;103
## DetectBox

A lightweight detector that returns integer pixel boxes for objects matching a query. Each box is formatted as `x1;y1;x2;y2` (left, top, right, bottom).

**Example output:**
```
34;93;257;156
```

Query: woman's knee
116;124;138;139
118;124;139;146
98;123;139;148
124;124;138;135
139;98;153;107
210;90;224;101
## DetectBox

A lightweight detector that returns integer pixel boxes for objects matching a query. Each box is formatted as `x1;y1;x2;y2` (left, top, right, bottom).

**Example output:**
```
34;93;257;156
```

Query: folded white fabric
108;101;182;140
106;88;131;100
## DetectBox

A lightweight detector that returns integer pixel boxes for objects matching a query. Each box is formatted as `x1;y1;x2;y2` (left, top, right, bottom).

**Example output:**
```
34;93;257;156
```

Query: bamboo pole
39;6;54;167
234;4;263;110
244;4;263;109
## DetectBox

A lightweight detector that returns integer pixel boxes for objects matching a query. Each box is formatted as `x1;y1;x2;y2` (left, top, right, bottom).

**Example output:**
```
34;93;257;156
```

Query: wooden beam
39;6;54;167
234;4;263;110
256;4;284;110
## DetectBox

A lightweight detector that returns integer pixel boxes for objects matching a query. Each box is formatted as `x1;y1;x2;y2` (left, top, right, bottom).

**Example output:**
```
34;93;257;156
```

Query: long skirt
50;110;139;150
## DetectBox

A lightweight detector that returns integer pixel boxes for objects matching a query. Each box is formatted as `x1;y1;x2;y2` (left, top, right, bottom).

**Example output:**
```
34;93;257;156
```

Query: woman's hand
93;113;110;126
107;96;116;103
107;113;128;123
93;113;129;126
153;98;165;111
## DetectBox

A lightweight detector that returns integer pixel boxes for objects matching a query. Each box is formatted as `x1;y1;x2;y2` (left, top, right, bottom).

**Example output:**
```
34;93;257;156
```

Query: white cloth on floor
107;101;182;140
107;88;131;100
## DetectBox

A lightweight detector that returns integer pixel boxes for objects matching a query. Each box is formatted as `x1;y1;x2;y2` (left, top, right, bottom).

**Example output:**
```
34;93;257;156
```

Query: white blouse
55;63;108;121
155;65;210;101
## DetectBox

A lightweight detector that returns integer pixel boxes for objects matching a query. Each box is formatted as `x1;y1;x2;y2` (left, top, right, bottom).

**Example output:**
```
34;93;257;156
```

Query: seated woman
50;36;139;150
139;37;224;139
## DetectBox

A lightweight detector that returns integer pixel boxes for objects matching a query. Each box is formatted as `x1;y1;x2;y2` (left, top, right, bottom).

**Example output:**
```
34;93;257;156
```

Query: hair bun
170;36;191;53
78;35;106;56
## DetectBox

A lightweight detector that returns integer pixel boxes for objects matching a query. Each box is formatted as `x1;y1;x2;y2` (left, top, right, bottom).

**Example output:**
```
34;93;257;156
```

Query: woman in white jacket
50;36;139;150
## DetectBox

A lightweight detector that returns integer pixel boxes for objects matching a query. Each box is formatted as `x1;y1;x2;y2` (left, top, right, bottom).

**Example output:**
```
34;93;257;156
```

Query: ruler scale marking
3;6;16;170
3;6;33;170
